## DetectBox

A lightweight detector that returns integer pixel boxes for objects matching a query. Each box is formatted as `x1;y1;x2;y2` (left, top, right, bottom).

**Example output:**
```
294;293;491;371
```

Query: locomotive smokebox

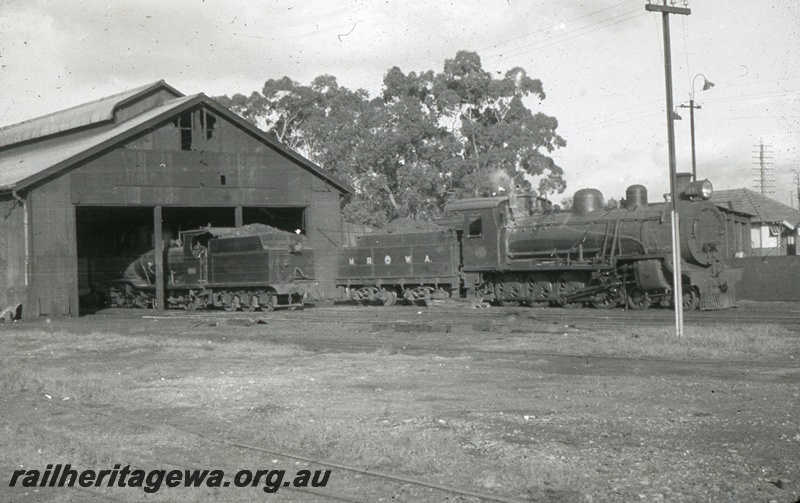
573;188;604;214
625;184;648;208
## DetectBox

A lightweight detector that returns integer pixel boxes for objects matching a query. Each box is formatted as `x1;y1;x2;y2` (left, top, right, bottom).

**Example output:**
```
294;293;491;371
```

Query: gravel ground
1;304;798;502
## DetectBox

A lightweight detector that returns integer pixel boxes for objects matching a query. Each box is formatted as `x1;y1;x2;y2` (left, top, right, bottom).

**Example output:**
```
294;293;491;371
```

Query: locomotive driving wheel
525;273;552;307
494;276;523;307
555;272;586;308
589;279;620;309
626;286;651;310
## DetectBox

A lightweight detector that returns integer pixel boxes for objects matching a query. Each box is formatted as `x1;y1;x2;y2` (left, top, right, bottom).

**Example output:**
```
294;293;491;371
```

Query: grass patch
486;323;800;360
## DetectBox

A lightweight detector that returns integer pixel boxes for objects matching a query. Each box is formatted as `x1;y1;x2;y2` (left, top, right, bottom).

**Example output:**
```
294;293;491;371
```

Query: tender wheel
381;289;397;306
245;294;260;312
355;287;377;305
224;295;241;312
264;293;277;312
184;297;197;312
682;285;699;312
404;286;433;306
626;286;651;310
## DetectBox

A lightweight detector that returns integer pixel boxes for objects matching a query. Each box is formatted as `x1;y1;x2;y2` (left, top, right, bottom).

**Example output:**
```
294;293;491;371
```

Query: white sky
1;0;798;206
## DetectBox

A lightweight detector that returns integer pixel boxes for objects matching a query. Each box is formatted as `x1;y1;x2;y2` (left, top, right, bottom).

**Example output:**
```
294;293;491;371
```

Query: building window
173;110;218;150
200;111;217;140
468;216;482;237
178;112;192;150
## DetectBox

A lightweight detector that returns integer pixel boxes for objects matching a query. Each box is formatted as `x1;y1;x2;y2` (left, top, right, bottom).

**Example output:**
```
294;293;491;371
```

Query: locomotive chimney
625;184;648;209
573;188;604;214
676;172;693;197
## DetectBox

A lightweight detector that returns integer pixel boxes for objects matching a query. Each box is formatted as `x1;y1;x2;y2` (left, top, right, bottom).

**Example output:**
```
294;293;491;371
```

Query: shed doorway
75;205;306;313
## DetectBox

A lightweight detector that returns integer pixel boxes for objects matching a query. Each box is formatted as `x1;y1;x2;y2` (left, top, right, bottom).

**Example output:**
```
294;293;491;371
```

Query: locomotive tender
111;224;315;311
338;176;736;310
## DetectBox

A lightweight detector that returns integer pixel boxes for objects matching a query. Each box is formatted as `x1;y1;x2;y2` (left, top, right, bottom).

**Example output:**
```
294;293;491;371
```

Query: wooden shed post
235;206;243;228
154;206;165;310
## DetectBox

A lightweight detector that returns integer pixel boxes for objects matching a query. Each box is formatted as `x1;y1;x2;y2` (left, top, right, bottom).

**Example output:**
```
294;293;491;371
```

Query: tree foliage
214;51;566;227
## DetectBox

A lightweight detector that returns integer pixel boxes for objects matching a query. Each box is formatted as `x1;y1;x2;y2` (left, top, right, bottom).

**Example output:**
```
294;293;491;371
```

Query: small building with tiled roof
0;81;352;318
711;188;800;256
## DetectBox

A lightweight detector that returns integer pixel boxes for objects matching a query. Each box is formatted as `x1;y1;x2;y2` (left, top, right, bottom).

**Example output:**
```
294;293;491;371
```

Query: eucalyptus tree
215;50;566;226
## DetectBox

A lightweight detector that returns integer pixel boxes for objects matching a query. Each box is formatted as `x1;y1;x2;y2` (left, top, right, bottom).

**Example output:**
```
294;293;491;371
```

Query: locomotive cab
443;197;510;272
174;229;212;285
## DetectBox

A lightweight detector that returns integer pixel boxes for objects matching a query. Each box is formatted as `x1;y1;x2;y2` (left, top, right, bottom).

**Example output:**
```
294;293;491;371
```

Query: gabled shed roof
0;82;353;194
0;80;183;149
711;188;800;225
0;95;197;190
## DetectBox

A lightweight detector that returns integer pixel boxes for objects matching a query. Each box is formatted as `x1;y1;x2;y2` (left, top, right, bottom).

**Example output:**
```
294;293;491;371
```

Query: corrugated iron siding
70;118;312;206
29;177;78;316
308;177;345;298
0;195;27;312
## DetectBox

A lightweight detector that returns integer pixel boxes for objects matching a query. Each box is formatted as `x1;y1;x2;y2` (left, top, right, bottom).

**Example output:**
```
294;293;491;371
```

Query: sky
1;0;798;207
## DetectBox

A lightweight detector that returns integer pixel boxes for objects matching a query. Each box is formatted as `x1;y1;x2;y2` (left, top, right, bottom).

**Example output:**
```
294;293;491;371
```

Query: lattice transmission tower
752;140;774;196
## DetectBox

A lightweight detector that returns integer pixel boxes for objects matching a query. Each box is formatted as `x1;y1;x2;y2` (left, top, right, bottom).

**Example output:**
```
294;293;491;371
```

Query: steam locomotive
110;224;316;311
337;176;736;311
112;176;736;312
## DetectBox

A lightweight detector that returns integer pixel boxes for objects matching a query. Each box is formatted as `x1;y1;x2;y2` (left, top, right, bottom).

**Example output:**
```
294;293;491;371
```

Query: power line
484;9;646;62
474;0;639;55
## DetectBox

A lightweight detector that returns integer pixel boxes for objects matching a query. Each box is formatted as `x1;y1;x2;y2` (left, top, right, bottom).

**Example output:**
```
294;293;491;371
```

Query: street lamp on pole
678;74;715;181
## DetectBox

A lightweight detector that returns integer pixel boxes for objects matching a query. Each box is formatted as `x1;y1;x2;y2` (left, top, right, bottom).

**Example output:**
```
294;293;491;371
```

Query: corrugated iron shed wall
29;176;78;316
70;112;321;206
0;195;27;314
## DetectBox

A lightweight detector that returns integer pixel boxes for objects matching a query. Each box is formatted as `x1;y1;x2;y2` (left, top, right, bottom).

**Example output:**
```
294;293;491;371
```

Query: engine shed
0;81;352;319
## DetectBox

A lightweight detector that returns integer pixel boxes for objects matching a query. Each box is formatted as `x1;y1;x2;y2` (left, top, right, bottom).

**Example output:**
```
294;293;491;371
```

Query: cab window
468;216;482;237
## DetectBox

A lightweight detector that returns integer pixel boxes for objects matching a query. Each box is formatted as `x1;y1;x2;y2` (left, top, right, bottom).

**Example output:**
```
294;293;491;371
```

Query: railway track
37;395;529;503
125;302;800;329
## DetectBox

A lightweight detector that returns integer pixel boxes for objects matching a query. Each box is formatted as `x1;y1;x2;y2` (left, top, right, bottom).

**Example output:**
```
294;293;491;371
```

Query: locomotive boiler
448;177;735;310
111;224;316;311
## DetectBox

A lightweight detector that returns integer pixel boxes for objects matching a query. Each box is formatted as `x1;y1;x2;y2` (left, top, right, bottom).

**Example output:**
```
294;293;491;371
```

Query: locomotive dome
573;188;604;214
625;185;648;208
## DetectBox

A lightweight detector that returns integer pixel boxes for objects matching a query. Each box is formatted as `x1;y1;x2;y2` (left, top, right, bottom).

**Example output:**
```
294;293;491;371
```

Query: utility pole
646;0;690;337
